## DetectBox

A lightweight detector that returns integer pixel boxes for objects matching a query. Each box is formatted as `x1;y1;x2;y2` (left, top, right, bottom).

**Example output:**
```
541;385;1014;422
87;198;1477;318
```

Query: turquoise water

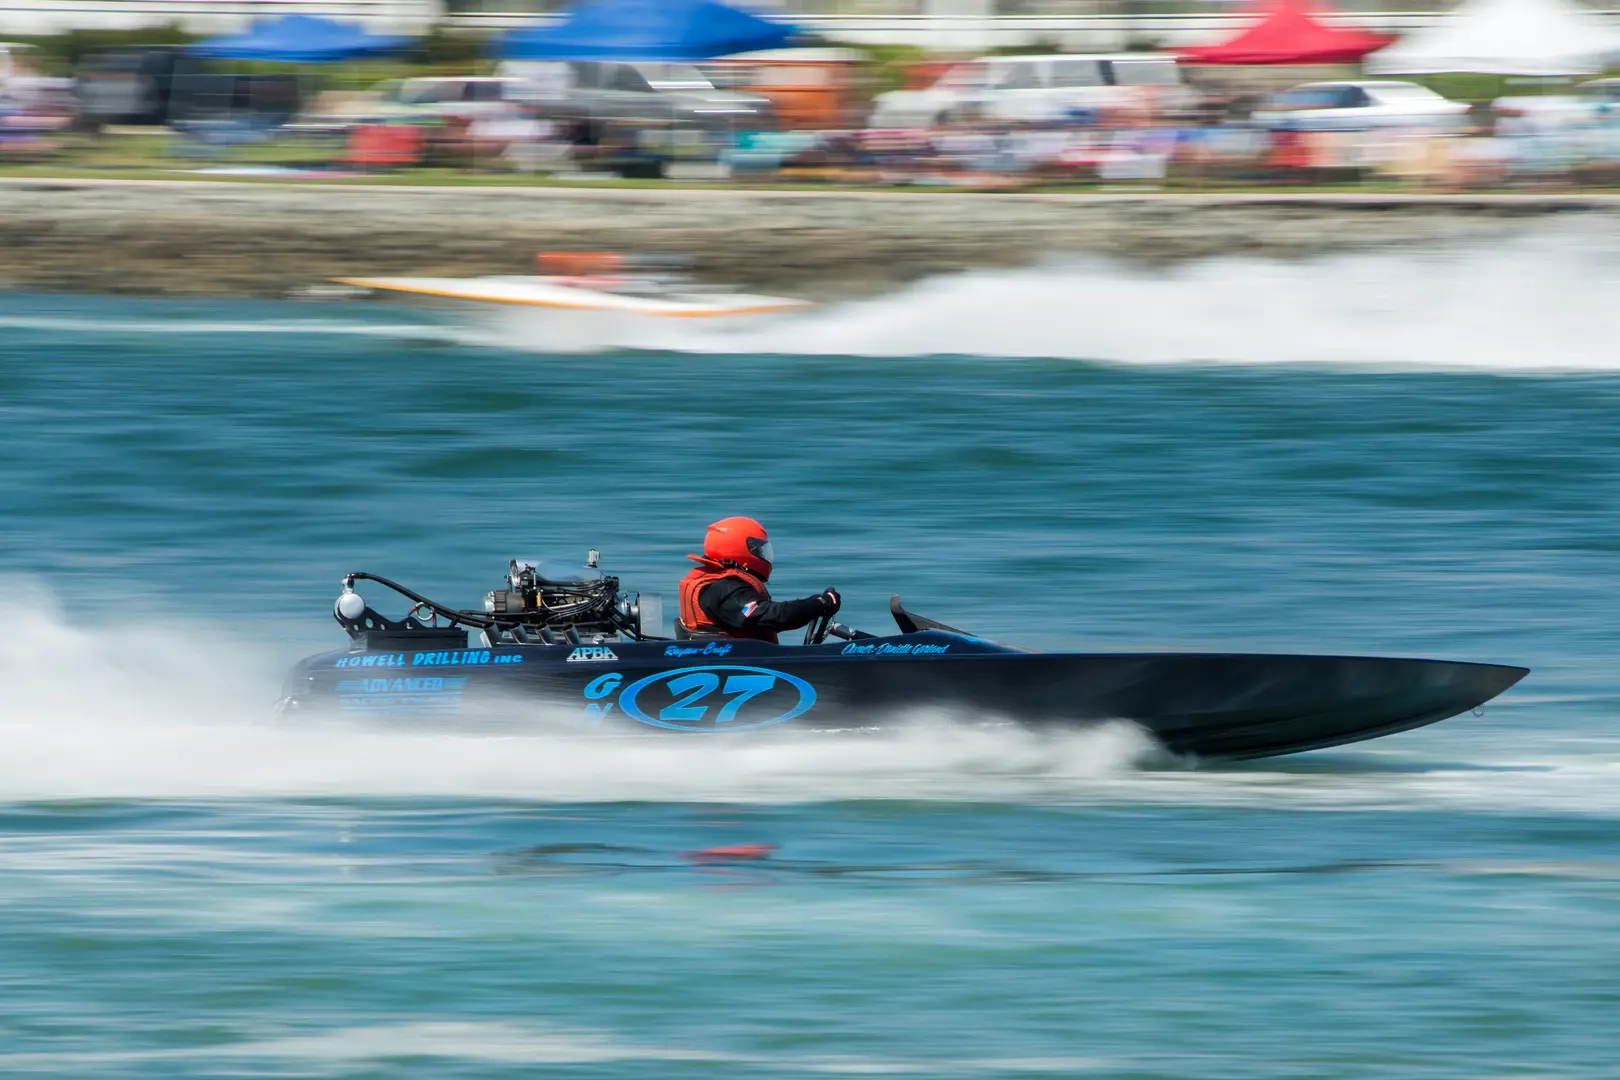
2;271;1618;1078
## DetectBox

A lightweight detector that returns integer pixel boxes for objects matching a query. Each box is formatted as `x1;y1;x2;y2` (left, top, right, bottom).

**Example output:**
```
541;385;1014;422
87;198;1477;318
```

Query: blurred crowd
7;39;1620;189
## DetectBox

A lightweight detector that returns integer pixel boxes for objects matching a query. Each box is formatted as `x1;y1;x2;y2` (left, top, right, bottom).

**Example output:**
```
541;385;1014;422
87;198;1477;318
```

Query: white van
869;53;1187;128
0;42;43;106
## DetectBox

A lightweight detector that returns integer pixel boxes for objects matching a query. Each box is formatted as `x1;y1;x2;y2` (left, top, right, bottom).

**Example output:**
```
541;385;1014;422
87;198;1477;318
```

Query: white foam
0;1018;1112;1071
0;314;458;342
0;1020;740;1068
699;229;1620;370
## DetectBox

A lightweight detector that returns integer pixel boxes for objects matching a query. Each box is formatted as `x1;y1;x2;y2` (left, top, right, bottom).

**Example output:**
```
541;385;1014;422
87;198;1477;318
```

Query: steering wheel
803;587;842;646
803;611;833;647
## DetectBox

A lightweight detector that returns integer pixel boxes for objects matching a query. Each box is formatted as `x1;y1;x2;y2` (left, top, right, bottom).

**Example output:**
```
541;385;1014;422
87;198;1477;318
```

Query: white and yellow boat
335;252;812;353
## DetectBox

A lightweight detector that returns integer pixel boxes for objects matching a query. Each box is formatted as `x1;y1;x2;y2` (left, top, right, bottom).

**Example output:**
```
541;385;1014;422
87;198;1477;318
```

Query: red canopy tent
1179;0;1394;65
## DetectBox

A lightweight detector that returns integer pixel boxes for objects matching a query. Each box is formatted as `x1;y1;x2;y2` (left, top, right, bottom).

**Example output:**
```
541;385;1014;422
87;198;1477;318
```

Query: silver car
1250;81;1470;132
509;60;772;135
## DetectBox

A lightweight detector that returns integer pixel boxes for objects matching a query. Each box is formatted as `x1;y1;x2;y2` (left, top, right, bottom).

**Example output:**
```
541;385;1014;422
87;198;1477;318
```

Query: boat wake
0;580;1609;812
0;313;461;342
699;226;1620;371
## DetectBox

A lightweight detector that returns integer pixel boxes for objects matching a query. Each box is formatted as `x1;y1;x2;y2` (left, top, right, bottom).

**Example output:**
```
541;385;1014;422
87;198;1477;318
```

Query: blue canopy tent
497;0;797;61
190;14;414;63
177;16;414;155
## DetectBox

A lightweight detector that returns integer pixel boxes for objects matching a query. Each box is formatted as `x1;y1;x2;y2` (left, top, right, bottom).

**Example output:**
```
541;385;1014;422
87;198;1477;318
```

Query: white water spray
701;228;1620;370
0;580;1153;803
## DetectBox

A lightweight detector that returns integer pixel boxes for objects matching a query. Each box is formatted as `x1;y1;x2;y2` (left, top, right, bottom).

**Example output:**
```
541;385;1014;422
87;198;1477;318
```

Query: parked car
73;46;190;127
290;76;542;137
167;72;302;136
0;42;42;106
501;60;772;134
867;53;1190;128
1577;78;1620;105
374;76;544;119
1250;81;1469;132
1489;79;1620;125
0;42;71;120
0;45;72;153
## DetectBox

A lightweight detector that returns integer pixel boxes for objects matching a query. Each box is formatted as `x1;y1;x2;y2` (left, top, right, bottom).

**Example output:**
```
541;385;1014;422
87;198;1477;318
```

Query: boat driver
677;517;839;643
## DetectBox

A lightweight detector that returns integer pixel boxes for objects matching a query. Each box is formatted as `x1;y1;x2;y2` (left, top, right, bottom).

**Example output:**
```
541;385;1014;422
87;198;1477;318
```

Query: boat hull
336;275;809;353
280;631;1528;759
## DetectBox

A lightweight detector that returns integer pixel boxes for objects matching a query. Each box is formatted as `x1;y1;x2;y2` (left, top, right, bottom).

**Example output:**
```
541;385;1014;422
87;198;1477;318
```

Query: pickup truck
500;60;772;135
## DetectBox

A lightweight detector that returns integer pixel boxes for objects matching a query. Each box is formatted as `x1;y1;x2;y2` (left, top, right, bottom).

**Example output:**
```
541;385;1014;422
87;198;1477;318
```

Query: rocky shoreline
1;179;1614;300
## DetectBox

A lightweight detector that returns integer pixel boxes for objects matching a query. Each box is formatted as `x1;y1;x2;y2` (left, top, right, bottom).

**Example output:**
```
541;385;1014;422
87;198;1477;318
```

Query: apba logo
566;646;619;663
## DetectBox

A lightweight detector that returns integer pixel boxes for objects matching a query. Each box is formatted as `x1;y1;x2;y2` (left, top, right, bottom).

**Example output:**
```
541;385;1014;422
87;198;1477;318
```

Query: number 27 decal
611;665;817;732
662;671;778;724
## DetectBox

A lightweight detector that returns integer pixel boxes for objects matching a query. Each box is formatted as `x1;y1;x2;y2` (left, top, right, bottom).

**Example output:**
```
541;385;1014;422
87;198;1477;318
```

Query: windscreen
395;81;446;105
1051;60;1105;88
1262;88;1345;111
934;63;993;92
1109;60;1180;87
638;64;716;91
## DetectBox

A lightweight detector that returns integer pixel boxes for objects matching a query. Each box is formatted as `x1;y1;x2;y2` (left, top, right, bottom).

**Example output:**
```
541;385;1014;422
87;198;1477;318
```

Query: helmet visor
747;536;773;567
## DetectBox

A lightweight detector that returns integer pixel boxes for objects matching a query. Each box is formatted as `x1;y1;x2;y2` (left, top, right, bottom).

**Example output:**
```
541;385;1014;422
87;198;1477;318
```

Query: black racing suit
698;578;834;636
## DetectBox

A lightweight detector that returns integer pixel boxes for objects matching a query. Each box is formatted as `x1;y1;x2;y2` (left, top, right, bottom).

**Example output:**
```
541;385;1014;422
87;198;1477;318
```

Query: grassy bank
7;156;1619;197
2;177;1607;307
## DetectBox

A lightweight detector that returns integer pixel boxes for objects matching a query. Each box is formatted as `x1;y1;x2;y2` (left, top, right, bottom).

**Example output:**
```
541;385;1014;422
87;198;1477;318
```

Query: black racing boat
276;552;1529;760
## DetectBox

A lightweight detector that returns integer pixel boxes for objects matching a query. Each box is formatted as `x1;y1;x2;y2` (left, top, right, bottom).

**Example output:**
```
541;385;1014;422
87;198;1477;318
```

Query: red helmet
703;516;773;580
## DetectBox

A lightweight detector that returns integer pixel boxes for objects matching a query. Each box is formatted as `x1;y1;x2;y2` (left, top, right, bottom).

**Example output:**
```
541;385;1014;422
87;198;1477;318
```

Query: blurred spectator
24;42;1620;193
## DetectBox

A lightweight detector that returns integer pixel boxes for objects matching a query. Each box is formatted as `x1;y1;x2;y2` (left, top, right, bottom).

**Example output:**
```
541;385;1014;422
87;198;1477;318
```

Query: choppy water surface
2;242;1619;1078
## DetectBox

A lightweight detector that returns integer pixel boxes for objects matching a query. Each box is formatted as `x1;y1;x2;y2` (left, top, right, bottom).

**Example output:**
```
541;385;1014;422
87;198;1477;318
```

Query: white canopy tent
1367;0;1620;76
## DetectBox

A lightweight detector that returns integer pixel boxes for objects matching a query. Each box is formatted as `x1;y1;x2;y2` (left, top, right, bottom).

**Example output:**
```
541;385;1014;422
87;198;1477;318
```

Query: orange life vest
678;558;778;643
